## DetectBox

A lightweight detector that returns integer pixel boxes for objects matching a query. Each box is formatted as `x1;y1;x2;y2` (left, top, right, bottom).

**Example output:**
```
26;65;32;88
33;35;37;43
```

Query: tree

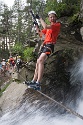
11;42;24;55
0;4;12;50
45;0;81;17
22;0;46;44
12;0;25;44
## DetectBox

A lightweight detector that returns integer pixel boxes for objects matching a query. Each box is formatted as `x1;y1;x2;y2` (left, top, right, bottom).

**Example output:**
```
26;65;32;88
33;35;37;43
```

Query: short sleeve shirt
41;22;61;44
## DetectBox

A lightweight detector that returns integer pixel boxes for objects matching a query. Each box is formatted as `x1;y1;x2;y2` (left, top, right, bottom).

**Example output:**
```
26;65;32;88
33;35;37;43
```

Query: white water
70;58;83;85
0;59;83;125
0;102;83;125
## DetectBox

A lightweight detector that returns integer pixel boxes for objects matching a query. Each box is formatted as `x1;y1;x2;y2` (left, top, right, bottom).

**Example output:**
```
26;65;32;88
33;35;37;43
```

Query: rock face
80;0;83;21
80;0;83;41
0;73;27;115
24;43;83;106
80;27;83;41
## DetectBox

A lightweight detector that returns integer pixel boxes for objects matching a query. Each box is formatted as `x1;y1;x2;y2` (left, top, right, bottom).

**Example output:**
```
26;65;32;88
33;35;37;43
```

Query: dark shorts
38;44;54;58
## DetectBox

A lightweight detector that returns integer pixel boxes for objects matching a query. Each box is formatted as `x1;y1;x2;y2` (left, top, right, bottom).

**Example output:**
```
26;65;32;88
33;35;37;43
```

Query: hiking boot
35;84;41;91
28;84;41;91
29;81;37;86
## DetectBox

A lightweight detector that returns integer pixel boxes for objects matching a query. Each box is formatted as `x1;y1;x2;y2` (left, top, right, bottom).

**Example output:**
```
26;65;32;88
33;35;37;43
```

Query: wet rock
80;27;83;41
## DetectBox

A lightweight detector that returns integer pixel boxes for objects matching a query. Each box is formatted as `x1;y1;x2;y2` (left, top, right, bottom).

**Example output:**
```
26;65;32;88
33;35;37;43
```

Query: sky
0;0;27;7
0;0;15;7
0;0;60;8
0;0;47;7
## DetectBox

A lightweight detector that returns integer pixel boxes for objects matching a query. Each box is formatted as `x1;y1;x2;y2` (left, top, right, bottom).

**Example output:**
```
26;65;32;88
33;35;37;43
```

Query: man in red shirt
29;11;61;90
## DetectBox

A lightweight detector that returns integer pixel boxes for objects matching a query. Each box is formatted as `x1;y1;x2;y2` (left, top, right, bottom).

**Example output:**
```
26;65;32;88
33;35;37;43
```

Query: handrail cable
18;73;83;120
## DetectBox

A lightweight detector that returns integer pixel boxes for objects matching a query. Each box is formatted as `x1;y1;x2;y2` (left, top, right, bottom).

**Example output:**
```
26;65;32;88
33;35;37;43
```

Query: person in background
9;56;15;73
0;62;3;75
1;59;6;76
16;56;22;72
28;10;61;90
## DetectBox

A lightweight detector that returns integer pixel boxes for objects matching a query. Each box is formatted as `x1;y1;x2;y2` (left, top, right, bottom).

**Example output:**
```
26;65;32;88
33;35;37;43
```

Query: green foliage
23;47;34;61
55;3;67;17
57;3;80;17
45;0;81;18
10;42;35;61
62;0;81;5
11;43;34;61
45;0;57;14
11;42;23;55
68;13;79;23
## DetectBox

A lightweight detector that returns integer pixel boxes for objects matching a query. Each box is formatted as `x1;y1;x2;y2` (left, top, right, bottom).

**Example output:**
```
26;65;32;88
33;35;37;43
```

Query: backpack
17;59;21;63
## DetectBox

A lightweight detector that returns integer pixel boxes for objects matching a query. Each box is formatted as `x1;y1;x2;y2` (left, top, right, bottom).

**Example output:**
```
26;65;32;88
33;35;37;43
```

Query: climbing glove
35;14;40;19
33;21;38;26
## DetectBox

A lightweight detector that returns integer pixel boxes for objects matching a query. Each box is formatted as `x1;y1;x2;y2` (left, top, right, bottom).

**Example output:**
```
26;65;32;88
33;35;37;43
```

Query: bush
11;42;24;55
23;47;34;61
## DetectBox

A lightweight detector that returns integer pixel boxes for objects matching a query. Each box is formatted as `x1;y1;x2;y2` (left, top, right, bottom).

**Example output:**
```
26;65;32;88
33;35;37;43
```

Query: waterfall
0;59;83;125
0;101;83;125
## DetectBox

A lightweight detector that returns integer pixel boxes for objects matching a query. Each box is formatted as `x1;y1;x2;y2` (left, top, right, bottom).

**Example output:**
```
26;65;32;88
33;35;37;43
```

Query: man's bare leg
32;62;38;81
36;53;47;83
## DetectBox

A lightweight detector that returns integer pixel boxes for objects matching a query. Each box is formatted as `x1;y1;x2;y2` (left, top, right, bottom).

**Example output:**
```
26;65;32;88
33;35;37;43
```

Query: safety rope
37;90;83;120
18;73;83;120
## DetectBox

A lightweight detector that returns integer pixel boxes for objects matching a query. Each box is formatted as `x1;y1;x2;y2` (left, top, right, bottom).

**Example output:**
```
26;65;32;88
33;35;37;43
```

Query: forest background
0;0;82;61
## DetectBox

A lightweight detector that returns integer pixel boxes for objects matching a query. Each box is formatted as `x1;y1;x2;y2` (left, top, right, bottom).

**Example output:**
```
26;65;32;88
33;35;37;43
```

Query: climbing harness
18;73;83;120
